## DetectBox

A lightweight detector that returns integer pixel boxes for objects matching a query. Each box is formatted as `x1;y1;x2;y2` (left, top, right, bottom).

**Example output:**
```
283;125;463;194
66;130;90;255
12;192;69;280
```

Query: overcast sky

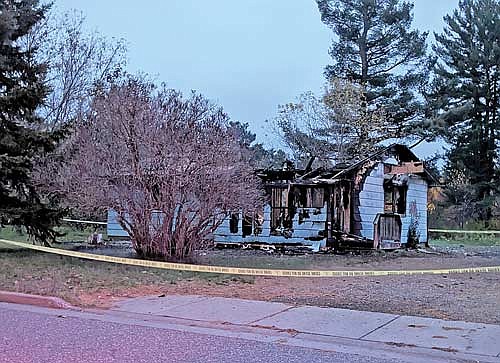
55;0;459;157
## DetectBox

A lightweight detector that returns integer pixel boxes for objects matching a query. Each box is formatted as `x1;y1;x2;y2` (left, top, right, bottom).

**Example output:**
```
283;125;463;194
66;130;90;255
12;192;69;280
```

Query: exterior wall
108;205;329;251
357;164;385;240
107;162;429;247
401;176;428;243
107;210;129;238
213;204;327;252
356;164;428;243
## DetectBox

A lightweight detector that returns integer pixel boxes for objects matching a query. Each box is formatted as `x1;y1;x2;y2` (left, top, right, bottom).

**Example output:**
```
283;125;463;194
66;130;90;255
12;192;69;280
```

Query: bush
407;200;420;249
51;77;262;260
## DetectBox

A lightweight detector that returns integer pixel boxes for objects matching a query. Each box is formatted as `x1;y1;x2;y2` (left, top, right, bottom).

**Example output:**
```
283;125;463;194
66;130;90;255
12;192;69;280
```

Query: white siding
401;176;428;243
107;210;130;238
357;164;428;243
213;204;328;251
358;164;385;239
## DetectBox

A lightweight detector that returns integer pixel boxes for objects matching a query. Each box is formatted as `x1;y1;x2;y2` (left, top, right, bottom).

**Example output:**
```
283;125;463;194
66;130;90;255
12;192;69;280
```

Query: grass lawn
0;225;107;244
0;224;255;307
0;224;109;252
1;223;499;310
429;235;500;247
0;247;253;307
2;242;499;324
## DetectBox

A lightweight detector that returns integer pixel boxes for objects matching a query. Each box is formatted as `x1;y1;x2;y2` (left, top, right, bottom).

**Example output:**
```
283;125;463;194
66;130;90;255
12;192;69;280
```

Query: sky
55;0;459;158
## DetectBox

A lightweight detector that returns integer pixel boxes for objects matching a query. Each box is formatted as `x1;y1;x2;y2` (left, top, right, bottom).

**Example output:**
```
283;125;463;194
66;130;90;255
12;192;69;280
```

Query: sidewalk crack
247;305;296;325
358;315;401;340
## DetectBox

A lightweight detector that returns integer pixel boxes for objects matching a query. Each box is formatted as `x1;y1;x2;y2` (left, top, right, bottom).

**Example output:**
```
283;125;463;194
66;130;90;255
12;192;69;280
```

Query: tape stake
1;239;500;277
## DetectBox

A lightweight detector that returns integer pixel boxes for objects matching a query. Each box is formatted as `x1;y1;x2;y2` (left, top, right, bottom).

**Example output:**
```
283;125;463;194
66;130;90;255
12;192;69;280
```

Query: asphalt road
0;304;401;363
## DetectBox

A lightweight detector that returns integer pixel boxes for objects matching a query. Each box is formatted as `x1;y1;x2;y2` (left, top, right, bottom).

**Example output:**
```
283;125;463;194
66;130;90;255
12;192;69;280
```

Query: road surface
0;303;403;363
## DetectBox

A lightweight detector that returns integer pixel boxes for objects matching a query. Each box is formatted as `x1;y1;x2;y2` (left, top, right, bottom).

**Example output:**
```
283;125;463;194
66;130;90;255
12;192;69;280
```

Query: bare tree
47;78;262;260
444;169;477;229
20;9;126;129
323;79;389;162
274;79;389;166
274;91;332;166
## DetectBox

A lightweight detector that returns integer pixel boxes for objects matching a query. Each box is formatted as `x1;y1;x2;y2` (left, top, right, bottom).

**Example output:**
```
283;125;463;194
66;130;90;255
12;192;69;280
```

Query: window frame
384;183;407;215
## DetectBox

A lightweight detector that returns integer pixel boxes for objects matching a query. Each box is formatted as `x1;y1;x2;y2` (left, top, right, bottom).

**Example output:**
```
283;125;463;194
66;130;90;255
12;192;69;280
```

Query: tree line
276;0;499;229
0;0;498;259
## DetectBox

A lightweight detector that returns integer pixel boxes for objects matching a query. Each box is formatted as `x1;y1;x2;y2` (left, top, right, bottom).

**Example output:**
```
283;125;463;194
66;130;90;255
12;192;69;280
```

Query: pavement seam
245;305;296;325
357;314;401;340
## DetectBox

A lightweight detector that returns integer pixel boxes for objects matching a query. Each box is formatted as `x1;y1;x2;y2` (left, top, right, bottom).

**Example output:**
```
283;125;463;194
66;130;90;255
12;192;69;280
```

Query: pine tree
316;0;428;138
430;0;499;225
0;0;64;244
227;121;287;169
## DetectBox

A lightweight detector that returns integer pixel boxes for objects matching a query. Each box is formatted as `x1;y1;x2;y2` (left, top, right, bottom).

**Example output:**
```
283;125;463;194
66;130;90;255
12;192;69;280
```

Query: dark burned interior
256;164;362;248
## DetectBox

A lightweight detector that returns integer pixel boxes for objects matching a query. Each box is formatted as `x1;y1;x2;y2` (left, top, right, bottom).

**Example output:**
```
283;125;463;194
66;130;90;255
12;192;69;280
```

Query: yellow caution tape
1;238;500;277
429;228;500;234
62;218;107;226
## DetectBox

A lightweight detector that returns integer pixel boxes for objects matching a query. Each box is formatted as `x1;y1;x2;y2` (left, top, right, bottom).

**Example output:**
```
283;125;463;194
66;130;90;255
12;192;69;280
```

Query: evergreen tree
228;121;287;169
316;0;428;138
0;0;64;244
430;0;499;225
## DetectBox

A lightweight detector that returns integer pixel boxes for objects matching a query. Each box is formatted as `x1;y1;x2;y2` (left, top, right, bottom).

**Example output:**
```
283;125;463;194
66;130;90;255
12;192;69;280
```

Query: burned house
214;144;436;251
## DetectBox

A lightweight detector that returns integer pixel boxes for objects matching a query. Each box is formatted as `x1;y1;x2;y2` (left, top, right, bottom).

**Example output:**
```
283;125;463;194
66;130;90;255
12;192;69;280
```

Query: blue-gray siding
213;204;326;252
107;210;130;238
357;163;428;243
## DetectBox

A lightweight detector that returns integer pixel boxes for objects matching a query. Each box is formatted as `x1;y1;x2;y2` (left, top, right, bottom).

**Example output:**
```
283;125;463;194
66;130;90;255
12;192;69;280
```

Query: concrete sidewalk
112;295;500;362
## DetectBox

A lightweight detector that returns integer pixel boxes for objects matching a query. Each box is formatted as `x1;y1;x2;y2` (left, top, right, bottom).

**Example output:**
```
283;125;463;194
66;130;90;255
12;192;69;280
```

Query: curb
0;291;75;310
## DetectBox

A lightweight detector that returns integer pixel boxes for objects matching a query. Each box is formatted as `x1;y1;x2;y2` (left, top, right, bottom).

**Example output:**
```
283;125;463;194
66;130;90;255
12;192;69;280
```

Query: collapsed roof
256;144;438;185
